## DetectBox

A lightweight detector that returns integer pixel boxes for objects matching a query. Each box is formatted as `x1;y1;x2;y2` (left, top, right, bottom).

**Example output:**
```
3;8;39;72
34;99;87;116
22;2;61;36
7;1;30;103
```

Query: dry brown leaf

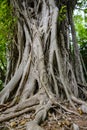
10;121;17;127
20;119;27;125
64;119;71;126
77;108;83;115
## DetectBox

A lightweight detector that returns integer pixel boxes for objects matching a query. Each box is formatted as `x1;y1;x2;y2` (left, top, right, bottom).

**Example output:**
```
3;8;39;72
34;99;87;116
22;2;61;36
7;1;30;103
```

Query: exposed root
55;102;80;116
26;121;44;130
9;53;32;106
71;95;87;105
77;82;87;88
3;95;39;114
0;37;31;104
0;106;35;123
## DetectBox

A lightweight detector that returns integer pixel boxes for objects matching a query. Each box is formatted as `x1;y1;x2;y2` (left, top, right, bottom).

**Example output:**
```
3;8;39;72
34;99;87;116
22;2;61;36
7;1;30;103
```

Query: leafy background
0;0;16;89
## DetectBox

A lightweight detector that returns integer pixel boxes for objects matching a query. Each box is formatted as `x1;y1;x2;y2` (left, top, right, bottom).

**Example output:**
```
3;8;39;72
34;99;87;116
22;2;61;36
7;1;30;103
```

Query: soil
0;102;87;130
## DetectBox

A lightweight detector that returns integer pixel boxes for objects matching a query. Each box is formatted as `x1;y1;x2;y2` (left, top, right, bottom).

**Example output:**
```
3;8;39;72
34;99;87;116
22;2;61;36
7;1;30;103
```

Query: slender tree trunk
68;7;86;84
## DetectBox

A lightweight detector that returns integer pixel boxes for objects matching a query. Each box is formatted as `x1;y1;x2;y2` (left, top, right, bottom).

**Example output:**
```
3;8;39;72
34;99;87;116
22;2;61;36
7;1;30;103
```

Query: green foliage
74;15;87;44
74;6;87;70
77;0;87;9
0;0;16;89
59;5;67;21
0;0;16;41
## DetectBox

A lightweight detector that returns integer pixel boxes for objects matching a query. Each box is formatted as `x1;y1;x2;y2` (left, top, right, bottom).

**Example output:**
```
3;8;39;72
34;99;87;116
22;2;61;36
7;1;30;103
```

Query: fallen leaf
20;119;27;125
64;119;71;126
77;108;83;115
10;121;17;127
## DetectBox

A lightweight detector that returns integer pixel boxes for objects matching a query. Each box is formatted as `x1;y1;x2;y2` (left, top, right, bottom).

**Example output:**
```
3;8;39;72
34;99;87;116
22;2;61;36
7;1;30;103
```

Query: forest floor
0;102;87;130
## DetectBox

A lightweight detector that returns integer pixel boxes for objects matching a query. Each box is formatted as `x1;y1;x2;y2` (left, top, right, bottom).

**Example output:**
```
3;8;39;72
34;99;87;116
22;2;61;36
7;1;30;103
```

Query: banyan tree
0;0;87;129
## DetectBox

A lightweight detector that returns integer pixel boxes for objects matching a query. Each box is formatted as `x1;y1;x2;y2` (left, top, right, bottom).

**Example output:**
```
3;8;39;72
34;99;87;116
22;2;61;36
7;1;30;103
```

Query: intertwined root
0;0;87;130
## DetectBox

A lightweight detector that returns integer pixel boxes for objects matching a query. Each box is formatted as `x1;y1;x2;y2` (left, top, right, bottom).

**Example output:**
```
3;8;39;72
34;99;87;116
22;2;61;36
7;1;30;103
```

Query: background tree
74;1;87;79
0;0;87;129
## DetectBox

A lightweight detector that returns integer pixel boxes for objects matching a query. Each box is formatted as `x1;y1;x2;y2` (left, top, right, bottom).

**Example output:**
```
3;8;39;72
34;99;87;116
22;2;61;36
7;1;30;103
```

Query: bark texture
0;0;87;129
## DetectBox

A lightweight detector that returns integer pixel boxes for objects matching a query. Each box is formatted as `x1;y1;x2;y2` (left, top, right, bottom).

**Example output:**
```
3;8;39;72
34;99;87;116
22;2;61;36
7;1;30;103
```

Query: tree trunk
0;0;87;129
68;6;86;84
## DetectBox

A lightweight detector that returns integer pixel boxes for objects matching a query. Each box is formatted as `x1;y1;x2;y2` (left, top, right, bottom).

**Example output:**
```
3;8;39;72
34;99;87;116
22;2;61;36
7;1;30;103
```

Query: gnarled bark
0;0;87;129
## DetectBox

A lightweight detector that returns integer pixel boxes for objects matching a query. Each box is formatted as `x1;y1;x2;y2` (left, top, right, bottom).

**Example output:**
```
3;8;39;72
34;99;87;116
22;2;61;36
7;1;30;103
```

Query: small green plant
59;5;67;21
